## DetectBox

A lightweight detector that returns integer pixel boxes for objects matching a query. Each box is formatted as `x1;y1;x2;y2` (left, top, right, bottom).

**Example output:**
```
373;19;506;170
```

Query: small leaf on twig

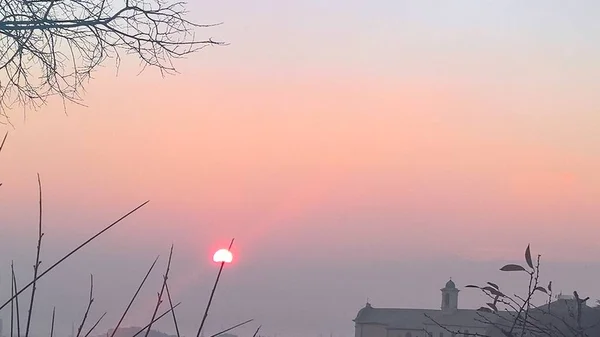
486;302;498;312
487;282;499;290
525;244;533;269
548;281;552;292
465;285;480;288
500;264;527;272
477;307;493;313
535;286;548;294
482;286;505;297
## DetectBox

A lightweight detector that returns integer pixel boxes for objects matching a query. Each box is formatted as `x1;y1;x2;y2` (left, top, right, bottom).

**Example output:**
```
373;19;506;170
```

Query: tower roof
445;279;456;289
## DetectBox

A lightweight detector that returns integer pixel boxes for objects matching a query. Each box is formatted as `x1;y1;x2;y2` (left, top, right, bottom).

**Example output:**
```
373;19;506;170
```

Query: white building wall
356;324;387;337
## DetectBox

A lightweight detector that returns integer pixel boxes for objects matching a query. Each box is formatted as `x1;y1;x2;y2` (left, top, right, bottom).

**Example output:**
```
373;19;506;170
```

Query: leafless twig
110;255;160;337
131;302;182;337
165;280;181;337
12;262;22;337
143;244;174;337
0;200;150;311
76;274;95;337
0;0;223;118
50;307;56;337
25;173;44;337
84;311;107;337
196;238;235;337
209;319;254;337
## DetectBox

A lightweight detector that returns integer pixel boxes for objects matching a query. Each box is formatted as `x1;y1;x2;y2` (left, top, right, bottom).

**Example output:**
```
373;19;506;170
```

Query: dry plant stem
0;132;6;187
252;325;262;337
143;245;174;337
0;200;150;311
208;319;254;337
50;307;56;337
84;312;107;337
76;274;95;337
131;302;182;337
25;173;43;337
12;263;21;337
10;261;14;337
110;255;161;337
196;238;235;337
165;281;181;337
0;132;6;153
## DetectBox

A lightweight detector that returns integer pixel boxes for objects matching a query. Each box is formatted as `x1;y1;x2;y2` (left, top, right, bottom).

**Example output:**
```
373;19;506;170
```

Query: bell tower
441;279;459;312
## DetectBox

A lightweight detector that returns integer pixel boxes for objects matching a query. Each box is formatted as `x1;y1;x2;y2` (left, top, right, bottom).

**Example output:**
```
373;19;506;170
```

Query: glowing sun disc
213;248;233;263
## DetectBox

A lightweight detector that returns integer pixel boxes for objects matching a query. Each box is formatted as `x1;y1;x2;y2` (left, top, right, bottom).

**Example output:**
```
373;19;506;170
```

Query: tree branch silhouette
0;0;222;116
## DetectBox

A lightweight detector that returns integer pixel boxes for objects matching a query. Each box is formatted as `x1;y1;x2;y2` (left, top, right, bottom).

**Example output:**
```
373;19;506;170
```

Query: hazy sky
1;2;600;337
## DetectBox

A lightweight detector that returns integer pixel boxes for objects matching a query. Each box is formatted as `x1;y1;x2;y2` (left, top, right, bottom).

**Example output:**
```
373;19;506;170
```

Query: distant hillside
93;327;179;337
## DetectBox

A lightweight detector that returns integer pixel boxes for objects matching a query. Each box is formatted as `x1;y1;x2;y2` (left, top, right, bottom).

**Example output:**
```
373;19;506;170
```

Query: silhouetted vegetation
428;245;600;337
0;0;223;118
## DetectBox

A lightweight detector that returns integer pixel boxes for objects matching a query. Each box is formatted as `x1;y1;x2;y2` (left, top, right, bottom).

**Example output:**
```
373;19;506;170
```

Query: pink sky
1;2;600;337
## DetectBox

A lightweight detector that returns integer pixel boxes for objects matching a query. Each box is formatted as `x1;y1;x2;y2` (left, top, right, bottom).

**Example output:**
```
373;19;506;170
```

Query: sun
213;248;233;263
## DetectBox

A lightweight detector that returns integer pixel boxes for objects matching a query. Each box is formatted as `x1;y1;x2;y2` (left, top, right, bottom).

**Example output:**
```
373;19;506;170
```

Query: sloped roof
485;299;600;337
354;304;493;330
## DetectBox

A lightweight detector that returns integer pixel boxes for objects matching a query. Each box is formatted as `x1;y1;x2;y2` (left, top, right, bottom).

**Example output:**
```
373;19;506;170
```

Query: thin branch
84;312;107;337
12;263;22;337
25;173;44;337
209;319;254;337
131;302;182;337
252;325;262;337
110;255;160;337
76;274;95;337
0;0;223;118
165;281;181;337
143;245;174;337
0;200;150;311
196;238;235;337
0;132;7;154
10;261;15;337
50;307;56;337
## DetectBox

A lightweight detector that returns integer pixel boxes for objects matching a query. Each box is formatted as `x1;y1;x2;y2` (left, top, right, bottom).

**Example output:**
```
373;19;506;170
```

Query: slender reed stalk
25;173;44;337
131;302;182;337
252;325;262;337
208;319;254;337
196;238;235;337
50;307;56;337
165;281;181;337
0;132;6;187
0;132;7;153
143;245;174;337
12;264;21;337
76;275;95;337
110;256;160;337
84;312;107;337
0;200;150;311
10;261;14;337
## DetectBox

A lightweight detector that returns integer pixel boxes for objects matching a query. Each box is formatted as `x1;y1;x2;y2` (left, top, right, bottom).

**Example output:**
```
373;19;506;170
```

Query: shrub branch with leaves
428;245;599;337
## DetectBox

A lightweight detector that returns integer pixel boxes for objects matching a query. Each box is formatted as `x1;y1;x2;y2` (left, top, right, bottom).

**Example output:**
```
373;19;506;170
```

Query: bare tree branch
25;173;44;337
0;0;223;118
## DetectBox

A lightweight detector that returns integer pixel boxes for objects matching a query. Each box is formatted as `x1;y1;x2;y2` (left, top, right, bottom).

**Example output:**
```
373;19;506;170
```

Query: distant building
353;280;600;337
353;280;491;337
